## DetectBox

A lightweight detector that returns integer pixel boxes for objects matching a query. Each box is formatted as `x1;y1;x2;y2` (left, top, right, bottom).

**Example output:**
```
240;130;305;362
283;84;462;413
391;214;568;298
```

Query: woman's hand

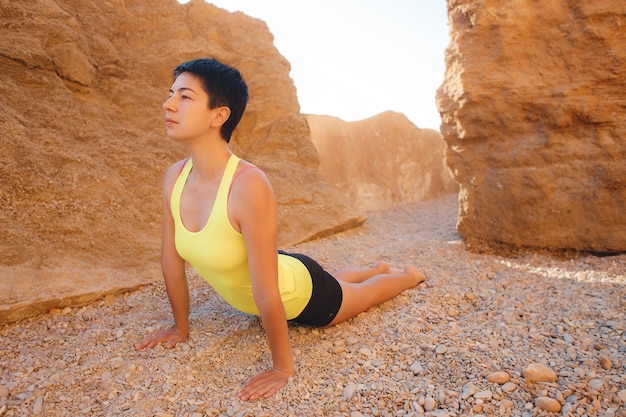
134;327;188;350
238;368;293;401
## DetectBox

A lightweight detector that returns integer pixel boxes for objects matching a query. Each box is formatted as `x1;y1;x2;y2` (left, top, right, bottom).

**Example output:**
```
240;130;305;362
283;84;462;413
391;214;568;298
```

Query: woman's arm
136;162;189;350
229;166;294;401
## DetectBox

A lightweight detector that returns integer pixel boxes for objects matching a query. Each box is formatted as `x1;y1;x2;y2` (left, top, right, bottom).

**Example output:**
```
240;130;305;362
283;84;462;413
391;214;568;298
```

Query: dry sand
1;194;624;416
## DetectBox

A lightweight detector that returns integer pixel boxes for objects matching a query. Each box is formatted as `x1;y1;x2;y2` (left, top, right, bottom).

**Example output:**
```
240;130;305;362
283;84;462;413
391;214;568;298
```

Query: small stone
522;363;557;383
350;412;365;417
342;383;357;399
0;385;8;398
435;345;447;354
535;396;561;412
358;347;372;356
49;308;62;316
409;361;424;375
474;390;493;400
599;357;612;370
101;371;113;381
618;389;626;403
555;390;564;403
502;382;517;393
588;379;603;391
500;399;514;409
447;306;458;317
487;371;510;384
462;383;478;400
33;396;44;414
424;396;437;412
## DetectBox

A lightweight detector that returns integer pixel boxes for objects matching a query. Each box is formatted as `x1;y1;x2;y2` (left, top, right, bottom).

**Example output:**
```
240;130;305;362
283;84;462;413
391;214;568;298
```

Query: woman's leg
332;261;393;283
329;265;425;325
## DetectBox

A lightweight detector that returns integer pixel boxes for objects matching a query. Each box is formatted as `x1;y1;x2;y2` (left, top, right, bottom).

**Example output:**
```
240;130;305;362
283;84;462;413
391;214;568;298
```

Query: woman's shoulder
162;158;191;191
233;159;270;189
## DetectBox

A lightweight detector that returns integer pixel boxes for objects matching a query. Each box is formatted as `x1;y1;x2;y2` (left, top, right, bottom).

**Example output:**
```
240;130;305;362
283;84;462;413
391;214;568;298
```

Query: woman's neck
187;140;233;182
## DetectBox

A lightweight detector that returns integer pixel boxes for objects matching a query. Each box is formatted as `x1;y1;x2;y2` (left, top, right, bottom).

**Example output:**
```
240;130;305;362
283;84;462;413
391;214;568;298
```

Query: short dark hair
173;58;249;142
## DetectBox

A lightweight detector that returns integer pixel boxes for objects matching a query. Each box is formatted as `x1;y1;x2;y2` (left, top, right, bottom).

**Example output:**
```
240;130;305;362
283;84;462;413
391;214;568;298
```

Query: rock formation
437;0;626;253
0;0;362;323
307;112;458;212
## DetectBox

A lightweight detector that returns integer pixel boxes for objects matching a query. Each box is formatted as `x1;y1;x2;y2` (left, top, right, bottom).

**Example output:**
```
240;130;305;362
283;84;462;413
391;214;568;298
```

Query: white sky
178;1;449;130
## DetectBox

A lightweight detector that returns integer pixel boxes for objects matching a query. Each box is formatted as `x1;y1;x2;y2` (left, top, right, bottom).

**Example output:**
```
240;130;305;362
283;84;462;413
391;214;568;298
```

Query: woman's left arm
229;167;294;401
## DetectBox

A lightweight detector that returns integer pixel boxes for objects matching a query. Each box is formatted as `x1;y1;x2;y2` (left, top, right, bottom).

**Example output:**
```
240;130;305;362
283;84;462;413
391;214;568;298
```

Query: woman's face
162;72;213;143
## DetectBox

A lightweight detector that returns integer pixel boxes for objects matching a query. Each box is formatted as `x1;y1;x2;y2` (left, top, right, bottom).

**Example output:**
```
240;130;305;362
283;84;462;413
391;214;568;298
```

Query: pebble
588;378;604;391
33;396;43;414
409;361;424;375
0;385;8;398
500;399;514;409
486;371;510;384
358;347;372;356
535;396;561;412
424;396;437;412
502;382;517;393
435;345;447;355
618;389;626;403
462;384;477;400
521;363;557;382
474;391;492;400
342;383;357;399
599;357;612;370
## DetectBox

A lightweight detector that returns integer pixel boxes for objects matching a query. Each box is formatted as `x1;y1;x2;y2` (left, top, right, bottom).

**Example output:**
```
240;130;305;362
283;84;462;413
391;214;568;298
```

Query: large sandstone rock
307;112;458;211
0;0;361;323
437;0;626;253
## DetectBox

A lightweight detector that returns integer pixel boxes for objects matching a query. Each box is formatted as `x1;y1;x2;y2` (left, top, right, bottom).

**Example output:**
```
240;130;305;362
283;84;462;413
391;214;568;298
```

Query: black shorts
279;251;343;327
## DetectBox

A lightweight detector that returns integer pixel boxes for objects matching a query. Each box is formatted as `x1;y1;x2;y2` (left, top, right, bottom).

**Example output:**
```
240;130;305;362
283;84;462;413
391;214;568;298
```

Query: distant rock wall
0;0;362;322
437;0;626;252
307;112;458;212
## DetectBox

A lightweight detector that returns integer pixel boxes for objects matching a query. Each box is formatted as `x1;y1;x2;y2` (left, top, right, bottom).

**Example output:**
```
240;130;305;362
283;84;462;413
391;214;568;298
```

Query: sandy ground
1;194;624;417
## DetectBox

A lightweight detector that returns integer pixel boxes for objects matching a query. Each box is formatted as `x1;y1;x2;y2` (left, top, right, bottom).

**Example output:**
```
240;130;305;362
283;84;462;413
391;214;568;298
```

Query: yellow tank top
170;154;312;319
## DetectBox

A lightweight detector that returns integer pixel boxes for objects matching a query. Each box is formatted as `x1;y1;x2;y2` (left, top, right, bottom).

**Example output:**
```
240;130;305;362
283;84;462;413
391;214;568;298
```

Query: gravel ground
1;194;624;417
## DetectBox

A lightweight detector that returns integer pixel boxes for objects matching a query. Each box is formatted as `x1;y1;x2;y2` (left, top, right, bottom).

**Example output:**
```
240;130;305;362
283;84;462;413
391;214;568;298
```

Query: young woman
135;58;426;401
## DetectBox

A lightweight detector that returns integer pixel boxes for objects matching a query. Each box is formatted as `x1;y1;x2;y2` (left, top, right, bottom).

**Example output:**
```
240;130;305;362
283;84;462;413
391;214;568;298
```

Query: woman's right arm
135;162;189;350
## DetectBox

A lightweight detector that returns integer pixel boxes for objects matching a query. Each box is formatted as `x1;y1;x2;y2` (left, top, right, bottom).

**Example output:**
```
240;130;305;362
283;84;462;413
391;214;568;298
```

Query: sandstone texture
437;0;626;253
307;112;458;212
0;0;366;323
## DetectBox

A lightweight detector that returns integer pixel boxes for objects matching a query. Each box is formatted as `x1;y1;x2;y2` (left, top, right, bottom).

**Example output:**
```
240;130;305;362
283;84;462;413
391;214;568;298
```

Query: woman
135;58;425;401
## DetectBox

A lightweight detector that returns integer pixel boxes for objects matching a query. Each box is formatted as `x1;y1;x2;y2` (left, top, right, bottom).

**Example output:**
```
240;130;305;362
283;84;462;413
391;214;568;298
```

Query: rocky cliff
437;0;626;253
307;112;458;212
0;0;363;321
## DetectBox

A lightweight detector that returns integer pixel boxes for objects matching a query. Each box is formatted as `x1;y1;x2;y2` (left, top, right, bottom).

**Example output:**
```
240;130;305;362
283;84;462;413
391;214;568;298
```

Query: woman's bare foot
374;261;406;275
375;261;391;274
405;265;426;287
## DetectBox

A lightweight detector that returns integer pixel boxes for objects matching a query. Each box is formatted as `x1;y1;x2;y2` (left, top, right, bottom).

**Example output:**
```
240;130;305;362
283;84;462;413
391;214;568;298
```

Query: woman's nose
163;96;175;110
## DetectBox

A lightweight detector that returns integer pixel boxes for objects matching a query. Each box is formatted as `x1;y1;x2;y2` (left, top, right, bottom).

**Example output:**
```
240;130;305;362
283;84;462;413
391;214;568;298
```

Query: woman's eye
181;95;190;100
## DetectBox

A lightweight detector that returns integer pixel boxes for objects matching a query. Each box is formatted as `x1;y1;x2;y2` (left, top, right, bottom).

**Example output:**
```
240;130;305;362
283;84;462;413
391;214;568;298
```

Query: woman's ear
210;106;231;128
